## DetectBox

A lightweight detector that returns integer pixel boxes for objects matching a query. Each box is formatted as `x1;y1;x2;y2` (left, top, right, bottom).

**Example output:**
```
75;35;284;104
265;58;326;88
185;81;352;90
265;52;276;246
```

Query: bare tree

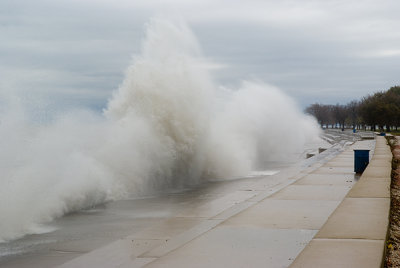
305;103;330;128
306;85;400;132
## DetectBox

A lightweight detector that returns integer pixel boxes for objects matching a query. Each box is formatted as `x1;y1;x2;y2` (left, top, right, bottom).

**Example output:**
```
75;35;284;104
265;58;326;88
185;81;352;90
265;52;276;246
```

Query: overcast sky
1;0;400;114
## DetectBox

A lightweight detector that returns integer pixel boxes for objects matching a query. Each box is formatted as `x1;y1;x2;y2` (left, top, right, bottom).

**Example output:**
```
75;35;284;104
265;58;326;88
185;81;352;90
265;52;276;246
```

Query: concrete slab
337;150;354;154
0;252;82;268
212;201;256;220
120;257;156;268
224;199;340;230
374;144;390;149
208;175;282;192
130;217;204;240
332;153;354;157
346;180;390;198
144;226;317;268
244;176;295;192
368;159;392;168
329;158;353;163
50;238;113;254
270;185;351;200
294;174;356;186
177;190;256;218
246;179;297;203
312;166;354;174
324;161;354;167
141;219;223;258
367;159;392;167
374;150;391;156
332;153;353;157
290;239;384;268
375;143;390;147
330;153;353;158
58;238;163;268
357;175;390;182
316;198;390;240
361;166;391;178
372;155;392;160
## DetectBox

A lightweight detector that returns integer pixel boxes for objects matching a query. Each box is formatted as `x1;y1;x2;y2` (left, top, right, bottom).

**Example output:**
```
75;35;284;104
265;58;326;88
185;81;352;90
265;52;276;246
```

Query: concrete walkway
290;136;391;268
58;137;390;268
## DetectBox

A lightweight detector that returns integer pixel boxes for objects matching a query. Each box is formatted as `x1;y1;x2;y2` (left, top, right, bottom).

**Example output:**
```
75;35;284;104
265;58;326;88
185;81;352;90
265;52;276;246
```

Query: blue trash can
354;149;370;173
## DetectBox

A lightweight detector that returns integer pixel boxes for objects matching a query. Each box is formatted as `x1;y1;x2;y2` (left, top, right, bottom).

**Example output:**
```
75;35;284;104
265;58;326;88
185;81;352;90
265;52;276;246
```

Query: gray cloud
1;0;399;113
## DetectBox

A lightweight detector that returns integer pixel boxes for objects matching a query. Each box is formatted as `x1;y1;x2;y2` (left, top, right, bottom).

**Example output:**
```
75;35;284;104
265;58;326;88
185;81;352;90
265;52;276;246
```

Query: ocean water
0;18;321;245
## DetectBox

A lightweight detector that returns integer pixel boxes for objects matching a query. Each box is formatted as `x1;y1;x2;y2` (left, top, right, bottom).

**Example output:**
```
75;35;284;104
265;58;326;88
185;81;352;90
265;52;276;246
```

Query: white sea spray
0;18;320;242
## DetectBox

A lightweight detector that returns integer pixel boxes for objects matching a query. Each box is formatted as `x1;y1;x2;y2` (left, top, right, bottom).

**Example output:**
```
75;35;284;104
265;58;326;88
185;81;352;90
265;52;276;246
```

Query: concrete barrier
290;136;391;268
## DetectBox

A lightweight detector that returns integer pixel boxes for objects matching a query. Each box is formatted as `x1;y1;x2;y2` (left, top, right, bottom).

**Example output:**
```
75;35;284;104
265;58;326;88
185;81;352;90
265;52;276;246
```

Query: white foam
0;18;321;242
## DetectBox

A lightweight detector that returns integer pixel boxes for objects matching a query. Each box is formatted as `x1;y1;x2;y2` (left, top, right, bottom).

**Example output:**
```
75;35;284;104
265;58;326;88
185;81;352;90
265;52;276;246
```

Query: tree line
305;86;400;131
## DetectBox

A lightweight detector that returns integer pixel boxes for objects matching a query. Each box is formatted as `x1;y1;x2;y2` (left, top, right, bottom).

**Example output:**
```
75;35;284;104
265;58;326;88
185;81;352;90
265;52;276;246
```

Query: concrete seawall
290;136;392;268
